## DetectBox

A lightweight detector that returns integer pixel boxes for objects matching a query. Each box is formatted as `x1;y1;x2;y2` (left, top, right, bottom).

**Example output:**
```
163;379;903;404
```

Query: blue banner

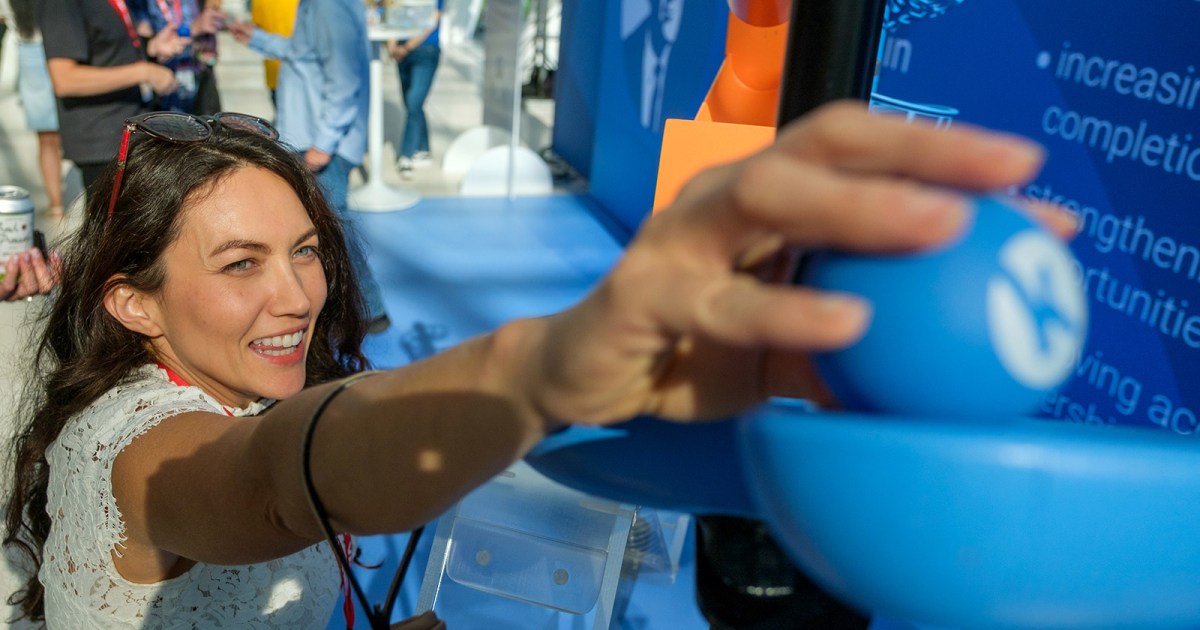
556;0;727;234
874;0;1200;434
550;0;605;179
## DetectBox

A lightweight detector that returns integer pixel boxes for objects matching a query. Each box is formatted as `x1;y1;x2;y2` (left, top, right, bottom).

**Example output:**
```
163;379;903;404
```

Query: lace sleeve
42;367;341;628
48;366;228;558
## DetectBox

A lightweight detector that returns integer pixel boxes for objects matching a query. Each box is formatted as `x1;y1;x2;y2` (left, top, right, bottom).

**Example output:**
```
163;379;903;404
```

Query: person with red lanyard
2;106;1073;627
37;0;189;192
145;0;225;114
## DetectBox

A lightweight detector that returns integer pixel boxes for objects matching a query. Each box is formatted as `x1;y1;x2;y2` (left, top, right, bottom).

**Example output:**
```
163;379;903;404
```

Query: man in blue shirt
231;2;389;331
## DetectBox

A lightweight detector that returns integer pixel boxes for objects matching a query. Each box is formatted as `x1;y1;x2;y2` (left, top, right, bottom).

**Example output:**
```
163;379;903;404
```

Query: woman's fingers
0;256;18;301
654;101;1047;264
12;251;40;300
0;249;57;301
683;274;871;351
26;248;56;295
629;101;1055;348
719;154;973;253
779;101;1045;190
389;610;445;629
1020;199;1081;240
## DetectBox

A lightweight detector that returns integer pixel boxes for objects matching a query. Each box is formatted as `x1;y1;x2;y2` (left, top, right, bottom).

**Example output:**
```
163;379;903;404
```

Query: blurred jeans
396;43;441;158
313;154;387;321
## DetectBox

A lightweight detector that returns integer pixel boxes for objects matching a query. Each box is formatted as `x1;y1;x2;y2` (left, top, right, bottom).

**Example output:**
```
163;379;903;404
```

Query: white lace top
41;365;343;628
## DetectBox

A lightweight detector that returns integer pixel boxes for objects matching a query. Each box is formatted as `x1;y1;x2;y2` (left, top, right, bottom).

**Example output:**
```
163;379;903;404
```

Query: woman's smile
145;166;328;407
250;328;308;361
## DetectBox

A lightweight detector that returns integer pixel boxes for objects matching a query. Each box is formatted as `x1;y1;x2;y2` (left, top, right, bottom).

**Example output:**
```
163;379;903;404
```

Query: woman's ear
103;277;164;338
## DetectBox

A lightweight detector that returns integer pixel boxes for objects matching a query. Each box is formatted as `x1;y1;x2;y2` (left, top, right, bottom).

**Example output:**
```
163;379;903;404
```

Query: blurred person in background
38;0;188;192
230;2;390;332
130;0;153;35
8;0;64;218
386;0;441;178
145;0;226;114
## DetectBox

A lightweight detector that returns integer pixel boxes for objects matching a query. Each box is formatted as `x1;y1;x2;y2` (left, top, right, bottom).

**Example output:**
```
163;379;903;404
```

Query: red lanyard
155;361;235;416
154;361;357;627
153;0;183;29
105;0;142;49
338;536;356;628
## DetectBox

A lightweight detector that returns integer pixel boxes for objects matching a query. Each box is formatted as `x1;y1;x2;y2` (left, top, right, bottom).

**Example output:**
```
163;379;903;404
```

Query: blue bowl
741;399;1200;630
527;416;757;517
528;401;1200;629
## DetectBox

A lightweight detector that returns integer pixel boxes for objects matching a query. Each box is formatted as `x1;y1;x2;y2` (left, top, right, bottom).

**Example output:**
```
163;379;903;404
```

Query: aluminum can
0;186;35;280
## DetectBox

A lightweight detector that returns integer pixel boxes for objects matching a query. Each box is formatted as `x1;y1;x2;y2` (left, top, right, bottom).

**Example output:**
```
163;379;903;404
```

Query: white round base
349;180;421;212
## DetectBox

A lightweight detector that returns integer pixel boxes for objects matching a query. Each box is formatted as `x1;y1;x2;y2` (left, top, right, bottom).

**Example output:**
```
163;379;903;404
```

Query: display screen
875;0;1200;433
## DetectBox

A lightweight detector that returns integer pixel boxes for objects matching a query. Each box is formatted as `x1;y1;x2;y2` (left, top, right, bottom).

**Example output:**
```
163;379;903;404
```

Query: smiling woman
116;167;330;407
2;102;1055;628
5;123;373;628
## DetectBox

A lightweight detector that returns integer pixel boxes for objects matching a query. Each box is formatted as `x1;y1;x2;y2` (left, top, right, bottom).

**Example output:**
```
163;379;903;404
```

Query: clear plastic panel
419;461;690;627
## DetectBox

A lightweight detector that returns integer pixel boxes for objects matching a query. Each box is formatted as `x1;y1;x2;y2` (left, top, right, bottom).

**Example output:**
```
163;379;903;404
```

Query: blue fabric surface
327;194;705;629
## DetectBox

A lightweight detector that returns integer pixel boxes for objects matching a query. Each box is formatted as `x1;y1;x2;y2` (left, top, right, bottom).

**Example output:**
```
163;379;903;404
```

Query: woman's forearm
257;315;553;540
47;58;150;97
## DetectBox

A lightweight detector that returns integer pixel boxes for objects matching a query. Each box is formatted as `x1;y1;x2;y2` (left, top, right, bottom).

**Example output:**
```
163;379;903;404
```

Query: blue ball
801;196;1088;419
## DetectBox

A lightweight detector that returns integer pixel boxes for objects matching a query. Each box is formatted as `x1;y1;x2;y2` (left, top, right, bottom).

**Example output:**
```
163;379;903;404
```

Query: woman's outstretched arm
111;101;1049;576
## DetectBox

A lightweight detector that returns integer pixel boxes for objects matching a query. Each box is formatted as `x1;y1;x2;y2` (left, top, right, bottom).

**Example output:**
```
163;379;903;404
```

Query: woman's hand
147;22;192;61
388;40;410;61
390;611;445;629
141;61;178;95
191;7;227;34
229;21;255;45
304;147;332;172
524;101;1051;426
1;247;59;301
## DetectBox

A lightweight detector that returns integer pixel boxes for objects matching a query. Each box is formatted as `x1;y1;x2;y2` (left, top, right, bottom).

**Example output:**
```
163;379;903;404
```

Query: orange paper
653;119;776;213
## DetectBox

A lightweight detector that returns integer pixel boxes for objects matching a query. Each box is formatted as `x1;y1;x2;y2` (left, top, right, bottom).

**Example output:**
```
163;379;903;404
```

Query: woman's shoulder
55;365;224;455
87;364;219;414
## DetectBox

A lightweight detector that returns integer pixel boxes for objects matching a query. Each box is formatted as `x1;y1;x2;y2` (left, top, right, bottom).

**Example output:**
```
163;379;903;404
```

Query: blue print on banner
550;0;606;179
874;0;1200;434
587;0;727;234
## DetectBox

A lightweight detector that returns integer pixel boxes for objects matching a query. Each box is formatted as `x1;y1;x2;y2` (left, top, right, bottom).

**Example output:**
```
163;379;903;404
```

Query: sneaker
397;157;414;180
367;314;391;335
411;151;432;167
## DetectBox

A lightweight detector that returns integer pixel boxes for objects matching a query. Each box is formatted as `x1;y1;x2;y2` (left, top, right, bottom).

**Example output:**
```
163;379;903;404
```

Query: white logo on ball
987;230;1087;388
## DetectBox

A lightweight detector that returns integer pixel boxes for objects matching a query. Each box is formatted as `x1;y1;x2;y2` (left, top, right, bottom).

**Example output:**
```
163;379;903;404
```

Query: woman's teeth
253;331;303;355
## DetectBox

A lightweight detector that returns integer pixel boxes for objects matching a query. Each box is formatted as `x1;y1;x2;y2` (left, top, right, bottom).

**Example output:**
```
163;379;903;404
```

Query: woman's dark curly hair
3;124;372;621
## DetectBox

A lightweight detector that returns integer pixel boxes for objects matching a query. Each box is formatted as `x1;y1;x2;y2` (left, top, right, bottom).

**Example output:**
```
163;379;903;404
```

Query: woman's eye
224;259;254;272
295;245;319;259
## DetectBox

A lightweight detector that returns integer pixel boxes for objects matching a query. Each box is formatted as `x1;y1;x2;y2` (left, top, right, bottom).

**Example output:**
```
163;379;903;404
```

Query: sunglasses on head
106;111;280;223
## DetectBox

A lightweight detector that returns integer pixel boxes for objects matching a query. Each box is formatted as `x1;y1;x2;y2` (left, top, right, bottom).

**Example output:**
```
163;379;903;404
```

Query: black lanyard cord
301;371;430;629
